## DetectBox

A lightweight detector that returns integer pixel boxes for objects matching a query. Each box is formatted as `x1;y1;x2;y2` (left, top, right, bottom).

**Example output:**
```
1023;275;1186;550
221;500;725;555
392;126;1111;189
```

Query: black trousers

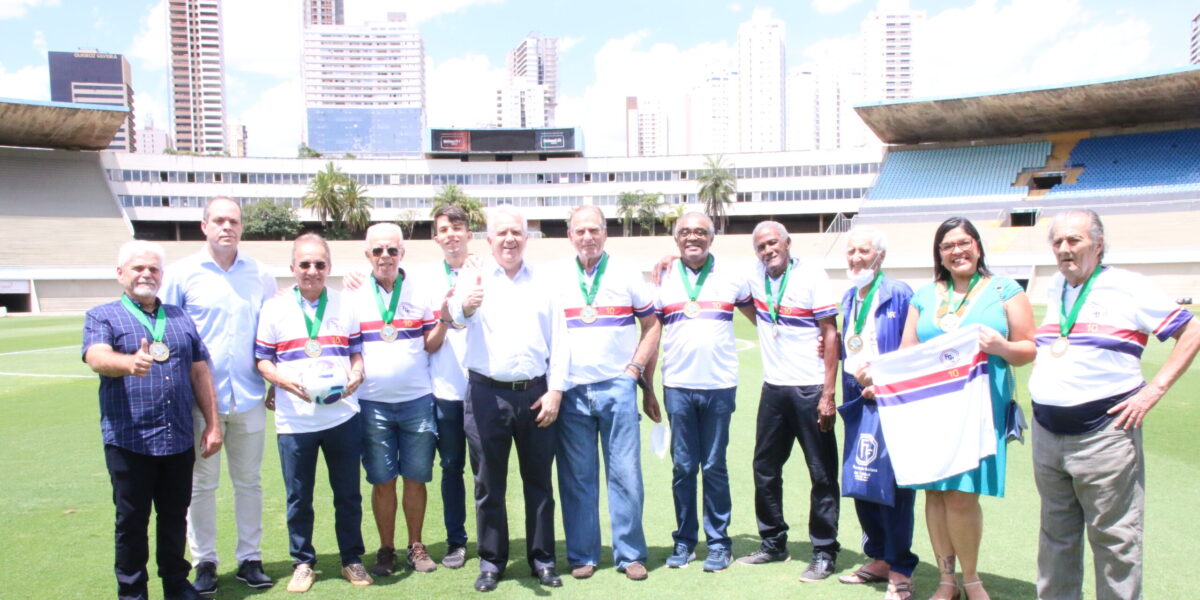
104;444;195;600
464;372;558;575
752;383;840;554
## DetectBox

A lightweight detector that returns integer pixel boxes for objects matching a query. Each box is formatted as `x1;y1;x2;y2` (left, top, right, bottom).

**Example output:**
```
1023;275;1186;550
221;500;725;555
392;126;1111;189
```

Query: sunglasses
297;261;327;270
371;246;400;257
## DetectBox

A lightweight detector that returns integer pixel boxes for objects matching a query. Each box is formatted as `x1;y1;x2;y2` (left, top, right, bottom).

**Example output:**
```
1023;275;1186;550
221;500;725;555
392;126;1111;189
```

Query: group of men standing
84;198;1195;600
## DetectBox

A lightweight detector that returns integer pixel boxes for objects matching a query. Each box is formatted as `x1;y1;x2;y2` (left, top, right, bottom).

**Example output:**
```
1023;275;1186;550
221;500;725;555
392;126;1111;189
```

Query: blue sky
0;0;1193;157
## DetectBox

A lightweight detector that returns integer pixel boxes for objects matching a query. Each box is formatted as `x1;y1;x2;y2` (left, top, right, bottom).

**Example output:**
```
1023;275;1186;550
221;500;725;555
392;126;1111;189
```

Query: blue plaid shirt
82;297;210;456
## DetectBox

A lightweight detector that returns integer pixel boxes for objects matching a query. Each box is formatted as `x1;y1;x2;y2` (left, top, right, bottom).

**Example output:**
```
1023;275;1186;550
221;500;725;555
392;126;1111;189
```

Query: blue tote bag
838;395;896;507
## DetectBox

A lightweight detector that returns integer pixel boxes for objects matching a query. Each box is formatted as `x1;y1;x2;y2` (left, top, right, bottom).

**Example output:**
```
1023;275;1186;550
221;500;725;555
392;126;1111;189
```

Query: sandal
963;580;989;600
885;581;914;600
930;580;961;600
838;567;889;584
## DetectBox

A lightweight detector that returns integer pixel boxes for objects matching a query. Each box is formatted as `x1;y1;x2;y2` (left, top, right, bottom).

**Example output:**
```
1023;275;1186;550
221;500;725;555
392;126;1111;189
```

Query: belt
469;371;545;392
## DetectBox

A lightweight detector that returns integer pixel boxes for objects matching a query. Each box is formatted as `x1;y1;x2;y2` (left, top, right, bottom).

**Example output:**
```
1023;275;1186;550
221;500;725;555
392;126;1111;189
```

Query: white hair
673;211;715;236
751;220;789;240
846;225;888;253
117;240;166;267
487;205;528;236
567;204;605;229
365;222;405;245
1049;209;1106;260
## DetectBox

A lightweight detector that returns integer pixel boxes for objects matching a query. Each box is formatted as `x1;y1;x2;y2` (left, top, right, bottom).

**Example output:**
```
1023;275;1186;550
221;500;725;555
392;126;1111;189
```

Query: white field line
736;338;756;351
0;345;75;357
0;372;92;379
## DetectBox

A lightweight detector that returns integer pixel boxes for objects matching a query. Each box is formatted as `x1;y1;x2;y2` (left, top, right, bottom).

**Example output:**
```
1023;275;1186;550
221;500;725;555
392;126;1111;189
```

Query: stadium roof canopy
854;66;1200;145
0;97;127;151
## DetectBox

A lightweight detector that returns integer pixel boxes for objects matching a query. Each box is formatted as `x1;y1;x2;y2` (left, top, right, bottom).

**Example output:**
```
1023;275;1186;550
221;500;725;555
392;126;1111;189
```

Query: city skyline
0;0;1192;158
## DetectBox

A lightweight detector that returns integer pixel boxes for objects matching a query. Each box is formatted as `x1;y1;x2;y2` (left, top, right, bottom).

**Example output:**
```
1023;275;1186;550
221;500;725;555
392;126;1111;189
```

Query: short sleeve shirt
349;272;435;403
656;255;753;389
749;258;838;386
558;254;656;388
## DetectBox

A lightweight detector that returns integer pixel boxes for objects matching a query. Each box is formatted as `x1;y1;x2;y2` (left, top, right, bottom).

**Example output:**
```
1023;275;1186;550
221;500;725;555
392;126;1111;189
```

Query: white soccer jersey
255;287;362;434
1029;267;1194;406
419;261;470;401
558;254;656;388
871;324;995;486
656;255;753;390
749;258;838;386
349;272;435;403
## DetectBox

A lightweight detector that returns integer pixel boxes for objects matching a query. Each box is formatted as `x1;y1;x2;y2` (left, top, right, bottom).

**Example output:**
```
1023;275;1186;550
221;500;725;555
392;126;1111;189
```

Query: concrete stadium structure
2;67;1198;313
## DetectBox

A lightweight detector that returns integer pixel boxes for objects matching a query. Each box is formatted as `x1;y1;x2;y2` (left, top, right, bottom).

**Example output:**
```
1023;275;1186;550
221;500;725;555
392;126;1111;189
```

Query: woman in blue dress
900;218;1035;600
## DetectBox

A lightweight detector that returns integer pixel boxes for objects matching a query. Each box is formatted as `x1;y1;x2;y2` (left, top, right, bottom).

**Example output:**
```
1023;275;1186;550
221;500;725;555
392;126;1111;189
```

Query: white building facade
168;0;227;154
737;16;786;152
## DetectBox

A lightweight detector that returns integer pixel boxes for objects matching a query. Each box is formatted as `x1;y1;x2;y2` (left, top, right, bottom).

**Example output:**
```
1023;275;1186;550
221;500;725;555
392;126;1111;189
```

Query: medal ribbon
941;271;982;316
373;274;403;325
443;261;458;289
1059;265;1102;337
763;260;792;323
678;255;714;303
576;253;609;307
120;295;166;343
293;287;327;341
852;270;883;335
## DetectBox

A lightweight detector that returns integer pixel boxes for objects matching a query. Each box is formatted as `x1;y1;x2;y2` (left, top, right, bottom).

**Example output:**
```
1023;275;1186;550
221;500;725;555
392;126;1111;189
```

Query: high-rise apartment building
1191;11;1199;64
305;0;343;26
686;67;739;155
227;119;247;157
136;117;173;154
302;10;426;157
737;14;787;152
787;60;871;151
168;0;227;154
48;50;136;152
860;0;923;102
625;97;668;157
497;33;558;128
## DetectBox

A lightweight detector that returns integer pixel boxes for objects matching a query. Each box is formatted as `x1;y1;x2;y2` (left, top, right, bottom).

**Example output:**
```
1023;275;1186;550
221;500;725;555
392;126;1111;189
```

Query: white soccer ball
303;359;348;405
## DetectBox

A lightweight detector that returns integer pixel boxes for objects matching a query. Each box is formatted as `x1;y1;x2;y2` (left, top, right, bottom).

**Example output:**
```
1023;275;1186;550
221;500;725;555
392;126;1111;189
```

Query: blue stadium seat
865;141;1051;206
1048;129;1200;198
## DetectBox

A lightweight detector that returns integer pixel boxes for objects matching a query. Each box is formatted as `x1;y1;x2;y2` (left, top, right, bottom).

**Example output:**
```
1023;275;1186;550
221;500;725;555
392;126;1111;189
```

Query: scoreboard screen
430;128;579;154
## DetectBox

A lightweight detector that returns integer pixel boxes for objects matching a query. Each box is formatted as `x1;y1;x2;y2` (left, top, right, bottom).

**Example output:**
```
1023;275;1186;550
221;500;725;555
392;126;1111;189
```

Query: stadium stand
1047;128;1200;198
867;142;1051;202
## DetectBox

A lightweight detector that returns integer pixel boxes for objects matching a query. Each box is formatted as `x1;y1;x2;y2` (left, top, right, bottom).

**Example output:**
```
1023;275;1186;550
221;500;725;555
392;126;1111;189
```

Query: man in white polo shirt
254;233;370;593
737;221;842;583
556;205;661;582
656;211;754;573
350;223;443;578
1029;210;1198;600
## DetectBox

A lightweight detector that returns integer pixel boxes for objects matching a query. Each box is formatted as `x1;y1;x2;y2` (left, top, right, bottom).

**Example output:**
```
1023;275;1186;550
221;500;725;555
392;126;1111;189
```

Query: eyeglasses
938;239;975;253
297;261;327;270
677;228;711;239
370;246;400;257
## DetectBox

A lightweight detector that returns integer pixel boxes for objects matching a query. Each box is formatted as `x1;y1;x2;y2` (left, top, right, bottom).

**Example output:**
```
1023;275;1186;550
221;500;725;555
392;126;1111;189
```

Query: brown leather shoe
570;564;595;579
624;562;648;581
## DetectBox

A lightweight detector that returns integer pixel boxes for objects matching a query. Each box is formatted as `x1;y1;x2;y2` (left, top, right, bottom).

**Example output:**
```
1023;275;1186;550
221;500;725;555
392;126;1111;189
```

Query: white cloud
426;53;507;128
556;31;734;157
238;78;304;158
558;36;582;54
0;0;57;20
729;3;742;13
132;89;167;133
31;29;45;55
125;0;167;71
917;0;1156;98
0;60;48;101
346;0;502;25
224;0;302;77
811;0;862;15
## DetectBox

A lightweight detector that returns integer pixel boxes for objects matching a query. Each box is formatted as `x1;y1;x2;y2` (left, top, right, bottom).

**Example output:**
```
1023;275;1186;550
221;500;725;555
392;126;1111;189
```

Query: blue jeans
556;375;647;569
277;414;365;567
360;396;437;485
435;397;468;547
664;386;736;551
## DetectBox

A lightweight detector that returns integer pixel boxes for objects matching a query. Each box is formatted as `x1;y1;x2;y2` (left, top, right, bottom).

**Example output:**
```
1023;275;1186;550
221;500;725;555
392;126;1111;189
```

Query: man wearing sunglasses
255;233;369;592
159;197;276;594
348;224;446;578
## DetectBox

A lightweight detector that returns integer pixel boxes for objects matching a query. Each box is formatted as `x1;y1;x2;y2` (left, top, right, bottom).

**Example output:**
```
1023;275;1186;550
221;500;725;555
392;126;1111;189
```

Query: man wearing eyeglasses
159;197;276;594
349;224;445;578
555;205;661;582
255;233;369;592
655;212;754;573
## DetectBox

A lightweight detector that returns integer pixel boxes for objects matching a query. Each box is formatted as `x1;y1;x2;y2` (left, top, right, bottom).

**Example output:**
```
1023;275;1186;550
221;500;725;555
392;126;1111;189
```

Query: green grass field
1;311;1196;599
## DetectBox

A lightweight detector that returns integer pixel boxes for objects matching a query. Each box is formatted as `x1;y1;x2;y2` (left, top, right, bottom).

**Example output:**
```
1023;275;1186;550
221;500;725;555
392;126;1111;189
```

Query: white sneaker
287;564;315;593
341;563;374;586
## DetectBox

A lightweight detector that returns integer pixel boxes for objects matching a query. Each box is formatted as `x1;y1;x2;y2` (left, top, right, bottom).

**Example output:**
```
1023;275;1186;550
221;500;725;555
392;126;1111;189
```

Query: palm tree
430;184;486;231
340;178;372;234
697;154;736;234
616;191;644;237
303;162;345;228
659;203;685;235
636;192;662;236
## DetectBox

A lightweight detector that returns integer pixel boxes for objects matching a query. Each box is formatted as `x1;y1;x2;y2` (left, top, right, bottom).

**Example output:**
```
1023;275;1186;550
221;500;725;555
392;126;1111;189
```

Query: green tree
697;154;736;234
298;144;323;158
241;200;301;241
303;162;345;228
616;191;644;237
659;202;685;234
430;184;486;231
339;178;372;235
396;209;420;239
636;192;662;236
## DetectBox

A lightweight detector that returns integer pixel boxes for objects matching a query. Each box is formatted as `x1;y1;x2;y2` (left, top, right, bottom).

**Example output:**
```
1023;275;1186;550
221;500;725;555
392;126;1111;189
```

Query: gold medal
1050;336;1070;357
452;321;466;330
846;334;864;354
380;323;398;342
939;313;960;331
304;339;322;358
580;306;599;324
771;324;781;339
683;301;702;319
149;341;170;362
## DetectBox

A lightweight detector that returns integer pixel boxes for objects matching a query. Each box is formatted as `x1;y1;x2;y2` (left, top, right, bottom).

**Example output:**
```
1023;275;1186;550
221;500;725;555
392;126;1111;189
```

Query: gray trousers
1032;419;1144;600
